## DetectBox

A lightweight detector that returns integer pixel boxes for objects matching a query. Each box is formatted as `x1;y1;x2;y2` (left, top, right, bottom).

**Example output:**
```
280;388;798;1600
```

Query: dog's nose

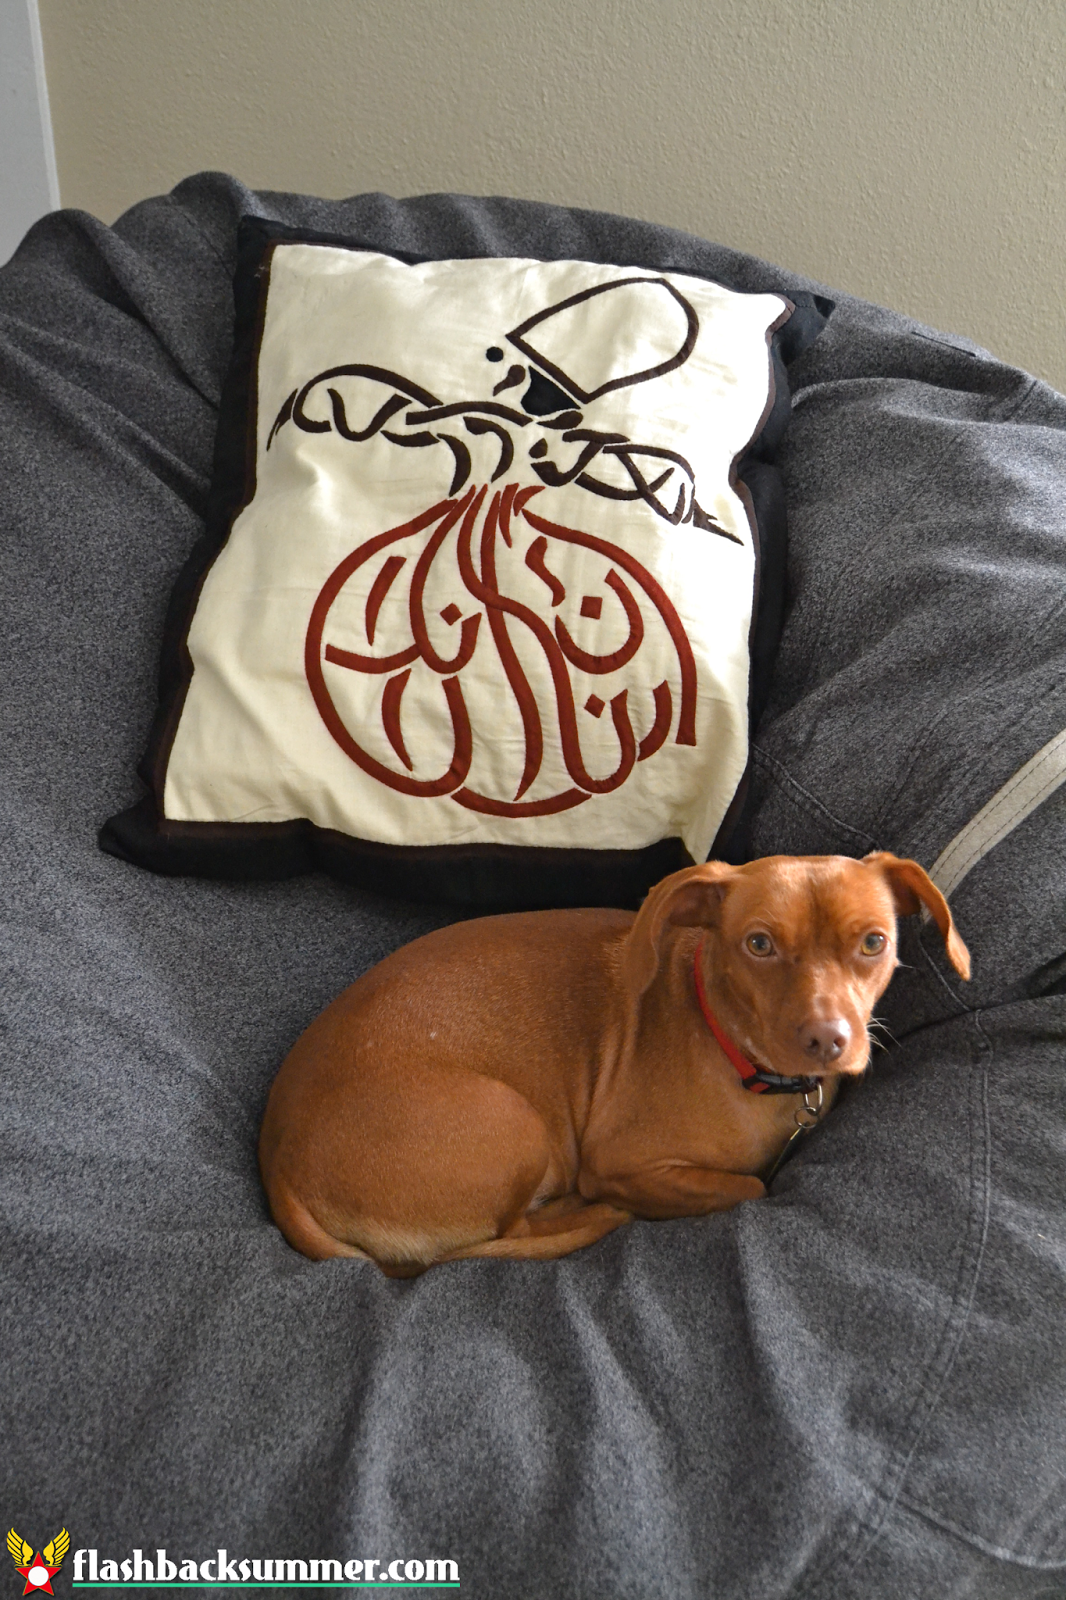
800;1018;851;1062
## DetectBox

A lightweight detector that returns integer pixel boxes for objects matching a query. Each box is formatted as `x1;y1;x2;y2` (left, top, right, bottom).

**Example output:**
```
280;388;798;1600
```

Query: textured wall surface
37;0;1066;389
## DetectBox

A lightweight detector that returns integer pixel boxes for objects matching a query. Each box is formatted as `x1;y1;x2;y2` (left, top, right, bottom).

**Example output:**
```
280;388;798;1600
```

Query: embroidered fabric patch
169;248;783;850
101;220;826;909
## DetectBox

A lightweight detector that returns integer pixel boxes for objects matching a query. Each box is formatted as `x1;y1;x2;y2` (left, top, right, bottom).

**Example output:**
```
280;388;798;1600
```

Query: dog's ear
622;862;737;997
863;852;971;980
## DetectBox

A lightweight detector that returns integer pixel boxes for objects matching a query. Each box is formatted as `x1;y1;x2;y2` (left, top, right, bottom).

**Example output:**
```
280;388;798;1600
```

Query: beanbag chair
3;172;1064;1599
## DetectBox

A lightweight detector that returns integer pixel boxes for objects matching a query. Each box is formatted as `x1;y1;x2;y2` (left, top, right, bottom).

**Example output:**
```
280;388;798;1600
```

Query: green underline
71;1586;459;1591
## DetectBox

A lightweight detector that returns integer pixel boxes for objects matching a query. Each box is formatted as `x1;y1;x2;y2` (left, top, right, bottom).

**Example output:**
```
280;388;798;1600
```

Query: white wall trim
1;0;60;264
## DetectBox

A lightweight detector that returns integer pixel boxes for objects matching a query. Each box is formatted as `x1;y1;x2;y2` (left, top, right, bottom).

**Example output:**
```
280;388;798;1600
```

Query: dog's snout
800;1017;852;1062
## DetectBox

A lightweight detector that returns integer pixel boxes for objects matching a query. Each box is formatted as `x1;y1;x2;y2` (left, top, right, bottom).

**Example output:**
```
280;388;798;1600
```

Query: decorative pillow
100;219;831;910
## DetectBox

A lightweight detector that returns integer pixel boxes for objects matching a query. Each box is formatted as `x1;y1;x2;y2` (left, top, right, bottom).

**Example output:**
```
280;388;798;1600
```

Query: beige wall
38;0;1066;390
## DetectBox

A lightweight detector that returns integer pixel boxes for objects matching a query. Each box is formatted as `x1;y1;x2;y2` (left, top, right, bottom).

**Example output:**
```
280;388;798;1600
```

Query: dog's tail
439;1203;632;1263
267;1183;373;1262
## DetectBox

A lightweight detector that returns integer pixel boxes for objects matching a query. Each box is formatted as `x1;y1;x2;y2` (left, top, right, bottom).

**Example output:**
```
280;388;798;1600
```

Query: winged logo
41;1535;68;1571
6;1529;69;1595
5;1535;32;1569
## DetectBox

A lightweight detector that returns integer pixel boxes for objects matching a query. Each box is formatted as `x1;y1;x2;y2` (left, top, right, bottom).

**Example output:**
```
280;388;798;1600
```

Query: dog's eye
861;932;887;956
746;933;775;957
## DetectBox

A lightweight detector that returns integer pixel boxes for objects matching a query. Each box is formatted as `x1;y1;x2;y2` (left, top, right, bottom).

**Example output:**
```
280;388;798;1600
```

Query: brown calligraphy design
304;483;699;816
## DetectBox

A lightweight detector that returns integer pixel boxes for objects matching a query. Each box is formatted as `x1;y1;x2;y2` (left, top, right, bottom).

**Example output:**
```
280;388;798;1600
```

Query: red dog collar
693;939;820;1096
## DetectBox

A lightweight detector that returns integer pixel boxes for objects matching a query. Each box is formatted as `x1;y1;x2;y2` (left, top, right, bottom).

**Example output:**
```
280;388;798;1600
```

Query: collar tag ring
795;1081;824;1129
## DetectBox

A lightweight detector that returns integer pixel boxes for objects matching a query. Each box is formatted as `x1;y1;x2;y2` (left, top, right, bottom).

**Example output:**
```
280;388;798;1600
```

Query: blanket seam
163;192;235;275
750;745;877;851
891;1492;1066;1573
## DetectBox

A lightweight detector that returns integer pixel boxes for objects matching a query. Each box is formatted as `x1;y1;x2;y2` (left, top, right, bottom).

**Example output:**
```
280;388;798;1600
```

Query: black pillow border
100;218;832;911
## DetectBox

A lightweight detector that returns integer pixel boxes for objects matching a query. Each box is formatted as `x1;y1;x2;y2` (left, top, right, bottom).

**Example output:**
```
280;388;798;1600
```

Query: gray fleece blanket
2;173;1064;1600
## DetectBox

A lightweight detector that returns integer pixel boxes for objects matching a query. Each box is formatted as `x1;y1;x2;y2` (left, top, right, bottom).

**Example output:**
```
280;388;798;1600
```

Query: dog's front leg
583;1163;765;1219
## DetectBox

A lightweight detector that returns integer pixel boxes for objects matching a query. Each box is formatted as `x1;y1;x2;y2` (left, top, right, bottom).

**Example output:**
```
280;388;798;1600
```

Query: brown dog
259;853;969;1275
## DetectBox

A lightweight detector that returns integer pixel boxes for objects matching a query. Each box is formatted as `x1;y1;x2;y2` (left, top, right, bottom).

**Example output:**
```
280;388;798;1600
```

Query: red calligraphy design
305;482;699;816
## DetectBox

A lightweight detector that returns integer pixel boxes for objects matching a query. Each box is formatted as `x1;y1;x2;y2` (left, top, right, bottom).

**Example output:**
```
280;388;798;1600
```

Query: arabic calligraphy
304;483;699;814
